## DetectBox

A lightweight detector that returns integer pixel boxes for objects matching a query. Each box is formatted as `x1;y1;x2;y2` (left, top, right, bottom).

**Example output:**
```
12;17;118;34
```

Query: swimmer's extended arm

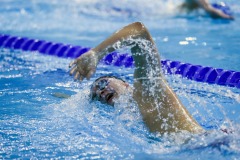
198;0;234;19
122;22;204;134
69;22;155;80
180;0;234;20
69;22;203;134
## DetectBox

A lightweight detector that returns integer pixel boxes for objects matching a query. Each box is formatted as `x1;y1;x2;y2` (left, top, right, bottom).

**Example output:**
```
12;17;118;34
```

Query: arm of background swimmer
198;0;234;19
90;22;204;134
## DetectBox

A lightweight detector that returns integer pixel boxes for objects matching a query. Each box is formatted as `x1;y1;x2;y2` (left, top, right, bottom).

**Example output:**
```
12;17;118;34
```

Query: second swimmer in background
179;0;234;20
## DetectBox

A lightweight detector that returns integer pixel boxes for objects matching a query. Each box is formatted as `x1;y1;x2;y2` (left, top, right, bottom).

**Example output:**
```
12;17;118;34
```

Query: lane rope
0;34;239;88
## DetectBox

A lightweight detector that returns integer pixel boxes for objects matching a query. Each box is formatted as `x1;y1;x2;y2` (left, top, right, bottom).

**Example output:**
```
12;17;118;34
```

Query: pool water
1;0;240;159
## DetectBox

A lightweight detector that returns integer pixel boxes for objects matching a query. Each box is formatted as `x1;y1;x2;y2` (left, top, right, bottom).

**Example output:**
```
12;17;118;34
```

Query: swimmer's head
90;76;130;106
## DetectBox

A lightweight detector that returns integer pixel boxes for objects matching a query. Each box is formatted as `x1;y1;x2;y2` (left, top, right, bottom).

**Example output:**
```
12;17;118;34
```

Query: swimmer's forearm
91;22;162;78
91;22;155;62
206;7;234;19
199;0;233;19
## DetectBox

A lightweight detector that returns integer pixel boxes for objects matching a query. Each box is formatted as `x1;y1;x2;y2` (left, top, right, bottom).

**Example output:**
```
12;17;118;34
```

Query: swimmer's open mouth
106;93;114;103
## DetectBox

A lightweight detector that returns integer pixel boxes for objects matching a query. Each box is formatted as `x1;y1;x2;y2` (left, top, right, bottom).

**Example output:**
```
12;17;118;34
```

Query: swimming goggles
90;79;110;100
95;79;109;90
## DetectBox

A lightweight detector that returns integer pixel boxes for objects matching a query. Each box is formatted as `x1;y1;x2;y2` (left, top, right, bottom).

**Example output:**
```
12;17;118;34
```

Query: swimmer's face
90;77;130;106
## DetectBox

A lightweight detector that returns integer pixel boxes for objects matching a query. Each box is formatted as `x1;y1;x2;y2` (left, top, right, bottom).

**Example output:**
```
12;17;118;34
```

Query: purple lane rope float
0;34;239;88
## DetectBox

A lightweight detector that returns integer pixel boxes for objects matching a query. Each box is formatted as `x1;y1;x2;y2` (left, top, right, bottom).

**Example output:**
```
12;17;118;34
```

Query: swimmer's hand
210;10;234;20
52;92;71;99
69;50;98;81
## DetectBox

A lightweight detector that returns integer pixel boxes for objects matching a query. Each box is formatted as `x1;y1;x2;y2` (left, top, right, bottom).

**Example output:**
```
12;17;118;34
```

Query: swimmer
69;22;204;135
179;0;234;20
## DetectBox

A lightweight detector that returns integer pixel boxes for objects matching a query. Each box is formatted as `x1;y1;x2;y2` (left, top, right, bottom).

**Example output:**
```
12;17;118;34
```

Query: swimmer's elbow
132;21;145;27
130;22;147;32
129;22;154;41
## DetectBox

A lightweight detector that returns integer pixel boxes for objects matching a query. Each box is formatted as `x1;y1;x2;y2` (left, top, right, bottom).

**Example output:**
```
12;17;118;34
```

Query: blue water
1;0;240;159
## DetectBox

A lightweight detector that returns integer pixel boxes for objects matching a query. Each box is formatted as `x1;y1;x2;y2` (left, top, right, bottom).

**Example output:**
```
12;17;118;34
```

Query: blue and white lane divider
0;34;239;89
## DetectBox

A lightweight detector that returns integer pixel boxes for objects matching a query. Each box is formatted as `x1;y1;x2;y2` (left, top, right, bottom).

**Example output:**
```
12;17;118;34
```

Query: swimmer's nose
96;89;108;101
